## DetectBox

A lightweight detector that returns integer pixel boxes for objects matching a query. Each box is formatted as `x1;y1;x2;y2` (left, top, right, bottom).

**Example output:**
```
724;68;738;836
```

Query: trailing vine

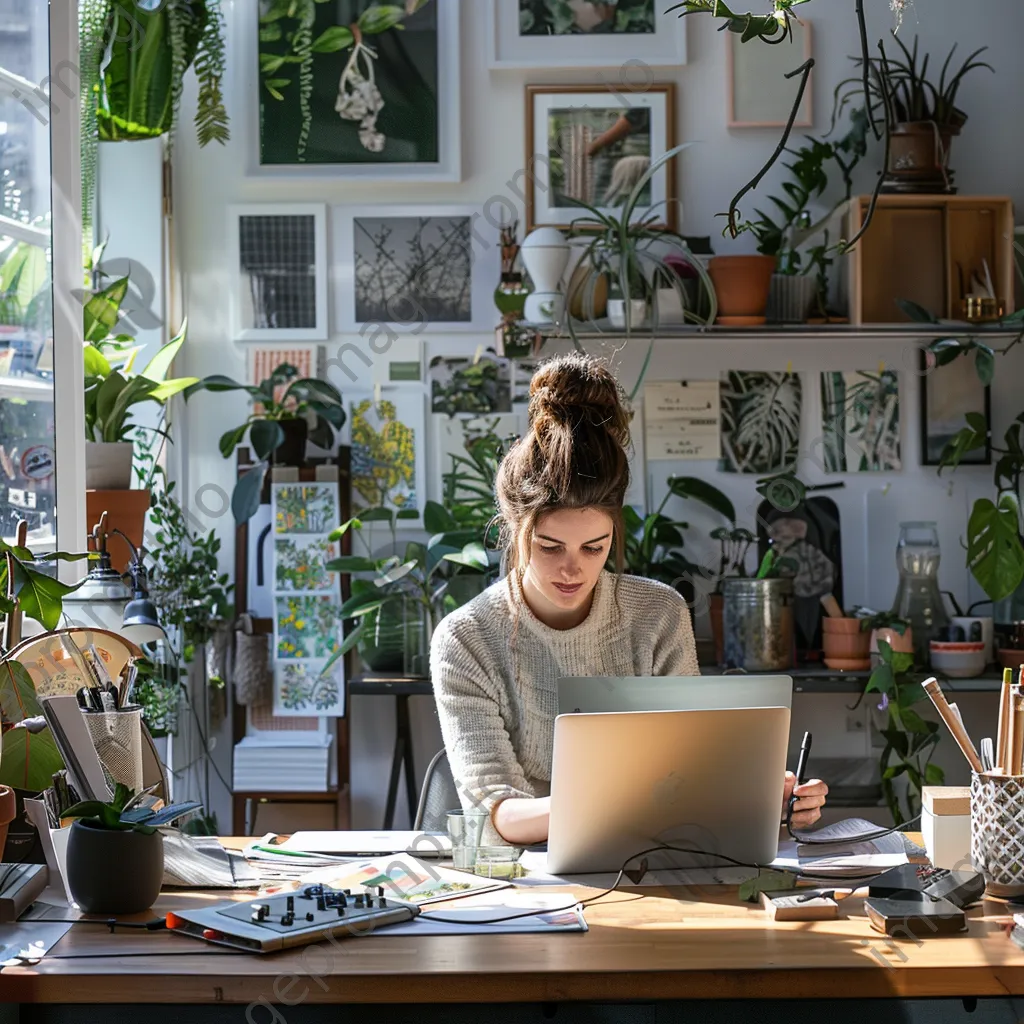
78;0;108;256
295;0;316;162
193;0;231;146
167;1;189;154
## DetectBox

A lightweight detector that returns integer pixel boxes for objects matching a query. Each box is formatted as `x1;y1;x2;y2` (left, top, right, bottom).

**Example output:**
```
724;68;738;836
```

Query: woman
430;354;828;847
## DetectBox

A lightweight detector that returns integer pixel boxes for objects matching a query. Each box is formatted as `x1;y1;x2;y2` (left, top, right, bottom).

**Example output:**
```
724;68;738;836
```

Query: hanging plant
80;0;229;147
259;0;434;162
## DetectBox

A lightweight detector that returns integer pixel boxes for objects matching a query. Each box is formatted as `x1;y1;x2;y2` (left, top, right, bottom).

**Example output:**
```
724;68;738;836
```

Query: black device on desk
863;864;986;937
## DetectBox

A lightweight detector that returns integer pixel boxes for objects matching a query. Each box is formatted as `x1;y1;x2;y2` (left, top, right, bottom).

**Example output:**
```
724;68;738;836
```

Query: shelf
699;666;1004;694
524;321;1022;342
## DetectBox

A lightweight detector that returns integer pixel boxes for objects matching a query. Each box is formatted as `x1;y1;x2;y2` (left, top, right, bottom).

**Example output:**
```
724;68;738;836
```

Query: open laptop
557;675;793;715
546;706;790;874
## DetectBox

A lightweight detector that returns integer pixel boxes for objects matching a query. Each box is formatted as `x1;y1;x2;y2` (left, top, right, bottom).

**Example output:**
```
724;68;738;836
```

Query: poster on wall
271;483;345;717
719;370;802;475
820;369;901;473
644;381;721;460
253;0;460;181
349;389;427;525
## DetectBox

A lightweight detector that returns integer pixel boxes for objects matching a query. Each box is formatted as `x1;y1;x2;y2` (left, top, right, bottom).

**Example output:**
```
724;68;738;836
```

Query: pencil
922;677;984;773
997;667;1014;772
1013;686;1024;777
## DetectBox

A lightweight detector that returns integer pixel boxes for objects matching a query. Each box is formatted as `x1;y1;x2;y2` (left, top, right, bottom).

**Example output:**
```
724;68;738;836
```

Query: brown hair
495;353;631;573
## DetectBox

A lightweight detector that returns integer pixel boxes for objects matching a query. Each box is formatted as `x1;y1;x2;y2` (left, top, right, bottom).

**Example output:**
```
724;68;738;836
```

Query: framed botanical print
525;83;677;231
488;0;687;69
333;205;501;333
920;352;992;466
247;0;461;181
228;204;328;342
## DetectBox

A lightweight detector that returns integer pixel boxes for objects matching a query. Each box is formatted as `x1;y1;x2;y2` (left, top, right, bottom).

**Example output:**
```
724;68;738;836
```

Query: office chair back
414;748;459;833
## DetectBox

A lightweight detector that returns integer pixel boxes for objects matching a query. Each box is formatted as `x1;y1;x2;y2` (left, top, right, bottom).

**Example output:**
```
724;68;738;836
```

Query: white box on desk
922;786;971;870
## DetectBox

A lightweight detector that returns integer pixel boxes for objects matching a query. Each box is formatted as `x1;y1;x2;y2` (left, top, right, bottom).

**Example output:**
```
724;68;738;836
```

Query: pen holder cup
82;705;144;794
970;771;1024;898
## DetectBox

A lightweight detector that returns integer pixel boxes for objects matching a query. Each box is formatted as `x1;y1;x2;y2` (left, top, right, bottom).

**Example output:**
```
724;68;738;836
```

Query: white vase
521;227;570;325
607;298;648;329
85;441;134;490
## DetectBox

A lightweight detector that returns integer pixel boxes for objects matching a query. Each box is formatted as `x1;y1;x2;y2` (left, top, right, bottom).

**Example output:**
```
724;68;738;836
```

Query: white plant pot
85;441;134;490
521;227;570;322
653;286;693;325
607;298;648;329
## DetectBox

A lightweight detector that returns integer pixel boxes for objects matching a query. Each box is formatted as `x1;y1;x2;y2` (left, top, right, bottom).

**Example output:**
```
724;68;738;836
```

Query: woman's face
523;508;614;619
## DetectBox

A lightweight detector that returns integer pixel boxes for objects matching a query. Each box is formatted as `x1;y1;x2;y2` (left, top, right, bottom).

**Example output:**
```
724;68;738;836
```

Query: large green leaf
443;542;489;571
232;463;267;525
424;500;458;534
326;556;378;573
966;495;1024;601
250;419;286;460
667;477;736;523
0;726;64;791
146;376;200;402
185;374;262;400
10;562;82;630
140;319;188;382
83;343;112;378
104;375;158;441
83;276;128;343
0;659;43;723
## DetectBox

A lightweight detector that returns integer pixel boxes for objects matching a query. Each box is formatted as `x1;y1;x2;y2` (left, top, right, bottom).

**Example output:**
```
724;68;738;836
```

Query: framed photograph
920;354;992;466
487;0;687;69
228;204;328;342
244;0;460;181
727;18;812;128
525;83;676;231
334;205;501;334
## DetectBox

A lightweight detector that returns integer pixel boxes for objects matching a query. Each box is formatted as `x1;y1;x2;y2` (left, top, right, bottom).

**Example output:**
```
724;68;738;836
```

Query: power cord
787;813;922;844
29;915;167;933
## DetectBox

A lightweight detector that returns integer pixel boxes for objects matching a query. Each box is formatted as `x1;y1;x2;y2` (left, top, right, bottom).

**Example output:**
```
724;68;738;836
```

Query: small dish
715;315;767;326
930;640;986;679
822;657;872;671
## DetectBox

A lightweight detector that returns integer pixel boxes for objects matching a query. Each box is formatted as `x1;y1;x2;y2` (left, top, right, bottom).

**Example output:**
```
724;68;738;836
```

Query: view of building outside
0;0;56;549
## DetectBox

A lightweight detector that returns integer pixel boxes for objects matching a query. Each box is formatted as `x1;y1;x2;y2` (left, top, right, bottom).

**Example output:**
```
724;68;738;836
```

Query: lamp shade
62;572;133;635
121;596;165;645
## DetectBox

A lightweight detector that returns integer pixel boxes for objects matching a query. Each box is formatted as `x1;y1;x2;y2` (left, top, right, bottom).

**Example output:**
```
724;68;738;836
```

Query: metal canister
721;578;794;671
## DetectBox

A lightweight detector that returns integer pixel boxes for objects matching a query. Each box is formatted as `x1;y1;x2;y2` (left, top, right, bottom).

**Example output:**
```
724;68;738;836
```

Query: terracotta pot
870;625;915;662
822;618;871;670
821;617;864;635
886;121;958;188
86;489;151;573
0;786;15;862
708;255;776;322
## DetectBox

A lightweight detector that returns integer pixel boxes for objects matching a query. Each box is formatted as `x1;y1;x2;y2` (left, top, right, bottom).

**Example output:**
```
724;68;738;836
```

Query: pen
997;667;1013;772
922;677;984;773
795;731;812;787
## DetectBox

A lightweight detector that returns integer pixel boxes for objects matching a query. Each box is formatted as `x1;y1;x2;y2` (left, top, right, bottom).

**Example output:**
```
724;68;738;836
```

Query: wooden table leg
398;695;417;827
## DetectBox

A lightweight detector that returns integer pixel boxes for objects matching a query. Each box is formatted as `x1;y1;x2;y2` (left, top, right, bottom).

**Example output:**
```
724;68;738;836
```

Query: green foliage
519;0;654;35
857;611;910;635
63;783;158;835
666;0;813;44
82;0;229;147
865;640;943;825
186;363;346;525
0;660;65;790
562;142;718;398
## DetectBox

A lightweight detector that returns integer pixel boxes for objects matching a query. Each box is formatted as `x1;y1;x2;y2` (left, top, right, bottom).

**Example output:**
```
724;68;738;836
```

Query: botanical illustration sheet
820;369;901;473
719;370;802;474
271;482;344;716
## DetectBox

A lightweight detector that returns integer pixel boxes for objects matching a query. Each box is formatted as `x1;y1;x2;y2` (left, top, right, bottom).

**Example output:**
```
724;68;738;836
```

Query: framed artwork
727;18;812;128
334;205;500;333
820;369;902;473
228;204;328;342
920;353;992;466
348;389;427;525
487;0;687;69
720;370;802;475
246;0;461;181
525;83;676;231
271;482;345;717
429;351;512;416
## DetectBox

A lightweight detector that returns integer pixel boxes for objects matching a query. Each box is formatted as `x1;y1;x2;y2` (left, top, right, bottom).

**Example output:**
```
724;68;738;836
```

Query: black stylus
795;731;812;787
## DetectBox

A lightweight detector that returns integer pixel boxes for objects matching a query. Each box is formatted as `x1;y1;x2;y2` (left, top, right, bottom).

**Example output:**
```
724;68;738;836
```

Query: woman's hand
783;771;828;829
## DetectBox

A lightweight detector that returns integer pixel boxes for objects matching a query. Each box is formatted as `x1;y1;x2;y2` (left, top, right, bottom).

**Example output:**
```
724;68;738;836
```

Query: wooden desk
6;838;1024;1007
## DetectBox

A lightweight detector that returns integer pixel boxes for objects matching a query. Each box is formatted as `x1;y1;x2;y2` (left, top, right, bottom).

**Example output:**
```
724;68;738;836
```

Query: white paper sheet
389;893;587;935
517;850;757;888
0;921;72;964
772;840;907;878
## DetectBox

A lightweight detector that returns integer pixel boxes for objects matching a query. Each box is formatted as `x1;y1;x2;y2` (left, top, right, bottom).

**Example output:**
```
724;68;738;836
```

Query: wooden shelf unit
844;194;1015;325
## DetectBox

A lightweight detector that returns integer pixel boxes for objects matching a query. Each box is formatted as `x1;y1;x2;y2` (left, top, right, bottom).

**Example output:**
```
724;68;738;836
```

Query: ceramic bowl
929;640;986;679
997;648;1024;672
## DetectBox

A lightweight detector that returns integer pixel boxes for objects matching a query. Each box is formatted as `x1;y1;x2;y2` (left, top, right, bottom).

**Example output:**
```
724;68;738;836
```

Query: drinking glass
446;808;488;870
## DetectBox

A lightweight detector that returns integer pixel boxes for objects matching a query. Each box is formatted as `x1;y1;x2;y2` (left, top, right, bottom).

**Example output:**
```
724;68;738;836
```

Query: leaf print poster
820;370;901;473
720;370;802;475
271;482;345;717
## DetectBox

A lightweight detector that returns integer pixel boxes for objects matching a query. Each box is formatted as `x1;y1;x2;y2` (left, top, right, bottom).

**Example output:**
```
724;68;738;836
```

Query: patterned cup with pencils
971;772;1024;898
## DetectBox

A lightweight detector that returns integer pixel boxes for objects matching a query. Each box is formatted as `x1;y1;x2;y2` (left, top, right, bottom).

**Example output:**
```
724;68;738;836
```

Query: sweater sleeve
430;615;536;828
651;592;701;677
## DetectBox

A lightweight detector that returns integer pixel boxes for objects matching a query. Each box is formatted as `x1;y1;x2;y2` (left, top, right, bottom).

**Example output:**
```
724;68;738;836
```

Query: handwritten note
644;381;721;460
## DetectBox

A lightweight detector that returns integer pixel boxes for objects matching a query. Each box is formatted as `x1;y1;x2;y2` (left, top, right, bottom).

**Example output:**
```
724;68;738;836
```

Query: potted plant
327;502;490;676
63;784;165;914
842;35;993;192
563;142;718;399
83;273;200;566
185;363;346;525
863;640;943;825
857;610;914;663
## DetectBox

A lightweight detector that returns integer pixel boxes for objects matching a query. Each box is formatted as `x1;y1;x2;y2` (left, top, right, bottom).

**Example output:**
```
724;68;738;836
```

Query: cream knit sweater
430;571;699;829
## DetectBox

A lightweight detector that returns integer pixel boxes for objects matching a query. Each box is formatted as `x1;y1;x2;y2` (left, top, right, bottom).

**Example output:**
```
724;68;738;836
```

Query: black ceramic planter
66;820;164;914
273;418;309;467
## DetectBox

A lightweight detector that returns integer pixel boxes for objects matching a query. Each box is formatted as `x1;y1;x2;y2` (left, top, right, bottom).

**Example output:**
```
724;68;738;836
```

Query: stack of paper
233;734;332;792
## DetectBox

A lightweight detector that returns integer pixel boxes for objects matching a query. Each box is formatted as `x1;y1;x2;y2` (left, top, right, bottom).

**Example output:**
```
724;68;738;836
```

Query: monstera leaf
721;371;802;475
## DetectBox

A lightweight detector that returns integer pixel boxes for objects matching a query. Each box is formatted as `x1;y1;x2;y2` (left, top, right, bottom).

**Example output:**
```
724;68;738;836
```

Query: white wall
168;0;1024;828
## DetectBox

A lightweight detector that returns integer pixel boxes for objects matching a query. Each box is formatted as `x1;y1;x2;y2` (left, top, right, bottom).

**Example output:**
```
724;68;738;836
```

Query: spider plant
838;35;993;130
665;0;813;44
563;142;718;401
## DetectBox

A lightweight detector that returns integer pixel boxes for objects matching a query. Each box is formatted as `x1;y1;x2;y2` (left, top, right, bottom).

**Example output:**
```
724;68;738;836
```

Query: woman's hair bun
528;353;630;447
